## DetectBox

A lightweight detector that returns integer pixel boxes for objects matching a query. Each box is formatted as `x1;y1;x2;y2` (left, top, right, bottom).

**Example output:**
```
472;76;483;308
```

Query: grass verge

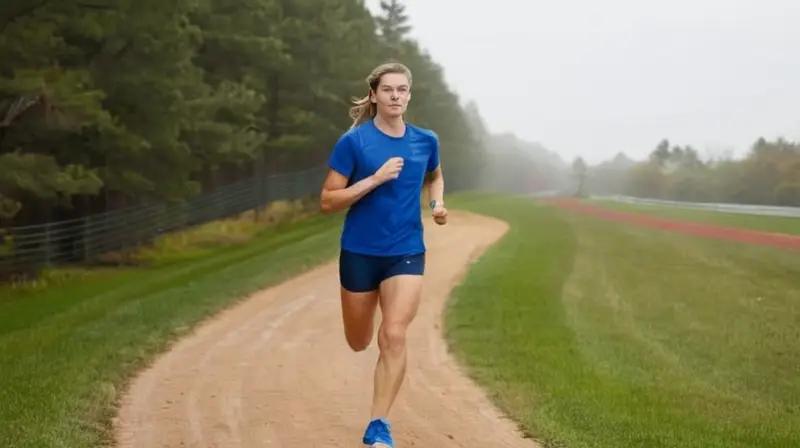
0;209;343;448
587;198;800;235
444;193;800;447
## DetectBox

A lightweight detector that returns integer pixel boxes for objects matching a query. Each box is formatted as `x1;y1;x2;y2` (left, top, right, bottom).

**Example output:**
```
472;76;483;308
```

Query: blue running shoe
362;418;394;447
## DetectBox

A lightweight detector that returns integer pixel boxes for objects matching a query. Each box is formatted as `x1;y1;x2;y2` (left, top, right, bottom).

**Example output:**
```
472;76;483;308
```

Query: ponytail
349;93;376;129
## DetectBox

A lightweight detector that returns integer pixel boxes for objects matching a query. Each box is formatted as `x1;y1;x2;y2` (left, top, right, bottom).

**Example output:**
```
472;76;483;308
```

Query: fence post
44;222;52;266
254;153;265;223
82;216;90;261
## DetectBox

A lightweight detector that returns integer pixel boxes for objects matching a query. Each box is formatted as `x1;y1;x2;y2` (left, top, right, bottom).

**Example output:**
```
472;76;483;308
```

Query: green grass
444;193;800;448
0;212;344;448
587;198;800;235
4;191;798;448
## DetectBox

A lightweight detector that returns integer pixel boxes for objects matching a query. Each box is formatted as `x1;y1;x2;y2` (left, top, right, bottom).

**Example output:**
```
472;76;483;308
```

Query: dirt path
548;198;800;250
113;210;537;448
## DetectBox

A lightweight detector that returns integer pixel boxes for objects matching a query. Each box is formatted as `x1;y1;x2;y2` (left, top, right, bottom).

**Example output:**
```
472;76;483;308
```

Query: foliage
0;0;501;228
472;128;569;195
584;137;800;205
572;156;587;197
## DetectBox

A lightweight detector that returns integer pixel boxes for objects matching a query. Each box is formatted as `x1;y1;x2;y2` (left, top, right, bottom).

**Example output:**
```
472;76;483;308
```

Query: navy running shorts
338;249;426;293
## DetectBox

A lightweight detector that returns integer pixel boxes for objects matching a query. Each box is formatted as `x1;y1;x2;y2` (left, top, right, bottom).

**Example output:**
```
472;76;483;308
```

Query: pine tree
376;0;412;45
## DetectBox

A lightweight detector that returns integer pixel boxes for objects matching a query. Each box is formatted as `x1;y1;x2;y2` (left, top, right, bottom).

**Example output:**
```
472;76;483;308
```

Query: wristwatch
429;200;441;209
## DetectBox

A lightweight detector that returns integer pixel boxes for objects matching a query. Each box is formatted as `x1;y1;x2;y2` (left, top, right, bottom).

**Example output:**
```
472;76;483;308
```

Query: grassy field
4;192;799;448
0;207;344;448
444;193;800;448
587;198;800;235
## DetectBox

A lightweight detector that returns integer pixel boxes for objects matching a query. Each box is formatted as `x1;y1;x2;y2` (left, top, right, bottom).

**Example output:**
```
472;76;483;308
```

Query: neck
373;114;405;137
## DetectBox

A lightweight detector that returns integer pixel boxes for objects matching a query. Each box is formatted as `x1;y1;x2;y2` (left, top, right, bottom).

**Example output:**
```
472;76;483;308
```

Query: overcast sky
365;0;800;164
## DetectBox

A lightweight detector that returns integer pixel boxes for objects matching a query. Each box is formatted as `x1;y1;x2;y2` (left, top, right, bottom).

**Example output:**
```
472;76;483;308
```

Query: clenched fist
432;204;447;225
374;157;404;183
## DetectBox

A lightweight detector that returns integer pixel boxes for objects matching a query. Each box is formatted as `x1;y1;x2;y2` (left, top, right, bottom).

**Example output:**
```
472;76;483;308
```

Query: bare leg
370;274;423;419
340;286;380;351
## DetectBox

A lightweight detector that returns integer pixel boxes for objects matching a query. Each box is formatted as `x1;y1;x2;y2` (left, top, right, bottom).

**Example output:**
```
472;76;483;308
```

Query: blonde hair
349;61;413;129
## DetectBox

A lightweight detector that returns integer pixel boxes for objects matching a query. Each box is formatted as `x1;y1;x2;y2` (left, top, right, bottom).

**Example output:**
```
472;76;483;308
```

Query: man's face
371;73;411;119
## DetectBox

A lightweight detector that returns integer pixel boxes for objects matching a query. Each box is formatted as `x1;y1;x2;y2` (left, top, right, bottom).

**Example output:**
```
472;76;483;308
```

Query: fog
366;0;800;163
366;0;800;205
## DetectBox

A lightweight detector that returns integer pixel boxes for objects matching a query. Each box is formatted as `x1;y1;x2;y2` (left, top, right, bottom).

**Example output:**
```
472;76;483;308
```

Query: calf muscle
370;275;423;419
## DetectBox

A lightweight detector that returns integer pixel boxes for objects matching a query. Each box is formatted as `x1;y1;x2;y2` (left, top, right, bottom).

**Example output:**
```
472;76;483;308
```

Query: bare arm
319;169;381;214
427;165;444;205
426;165;447;225
319;157;404;214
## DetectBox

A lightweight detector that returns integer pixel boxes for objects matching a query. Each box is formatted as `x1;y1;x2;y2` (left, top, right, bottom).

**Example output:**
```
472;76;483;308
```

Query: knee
344;324;373;352
377;323;407;354
346;332;371;352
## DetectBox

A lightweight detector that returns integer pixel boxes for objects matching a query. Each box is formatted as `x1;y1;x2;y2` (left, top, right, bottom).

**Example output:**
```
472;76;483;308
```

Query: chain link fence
0;166;328;278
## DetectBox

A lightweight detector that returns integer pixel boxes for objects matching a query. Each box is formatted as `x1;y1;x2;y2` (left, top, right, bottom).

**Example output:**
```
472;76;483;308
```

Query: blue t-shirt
328;119;440;256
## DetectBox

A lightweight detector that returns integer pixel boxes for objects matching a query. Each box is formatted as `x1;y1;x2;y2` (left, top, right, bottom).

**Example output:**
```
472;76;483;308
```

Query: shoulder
340;125;362;142
405;123;439;145
334;124;366;150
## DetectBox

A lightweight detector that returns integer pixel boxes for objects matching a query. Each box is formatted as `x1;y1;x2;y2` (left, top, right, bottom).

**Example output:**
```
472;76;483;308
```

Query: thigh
379;275;423;326
340;286;379;346
339;249;383;293
378;252;426;325
339;250;382;331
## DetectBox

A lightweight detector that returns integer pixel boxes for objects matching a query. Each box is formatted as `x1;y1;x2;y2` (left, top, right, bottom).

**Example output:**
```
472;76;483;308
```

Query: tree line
579;137;800;206
0;0;490;230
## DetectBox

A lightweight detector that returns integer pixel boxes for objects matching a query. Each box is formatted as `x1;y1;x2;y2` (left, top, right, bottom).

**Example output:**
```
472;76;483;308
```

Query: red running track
545;198;800;251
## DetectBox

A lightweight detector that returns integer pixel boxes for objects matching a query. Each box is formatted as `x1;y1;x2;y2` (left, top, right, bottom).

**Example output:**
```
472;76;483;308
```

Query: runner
319;61;447;447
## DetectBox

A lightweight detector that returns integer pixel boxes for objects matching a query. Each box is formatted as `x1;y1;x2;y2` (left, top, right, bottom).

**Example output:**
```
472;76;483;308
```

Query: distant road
592;195;800;218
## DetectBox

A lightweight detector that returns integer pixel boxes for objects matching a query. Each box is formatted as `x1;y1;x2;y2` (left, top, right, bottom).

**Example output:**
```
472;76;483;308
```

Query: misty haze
1;1;799;448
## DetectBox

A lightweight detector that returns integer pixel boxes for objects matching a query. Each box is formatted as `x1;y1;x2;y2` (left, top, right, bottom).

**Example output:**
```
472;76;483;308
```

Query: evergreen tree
375;0;412;44
0;0;493;226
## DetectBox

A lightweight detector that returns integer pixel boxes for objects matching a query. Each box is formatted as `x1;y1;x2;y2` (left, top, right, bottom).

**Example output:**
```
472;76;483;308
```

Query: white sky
365;0;800;164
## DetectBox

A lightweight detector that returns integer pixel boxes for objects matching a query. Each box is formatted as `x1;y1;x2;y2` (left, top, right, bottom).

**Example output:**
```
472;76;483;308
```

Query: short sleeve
328;133;356;177
426;132;440;172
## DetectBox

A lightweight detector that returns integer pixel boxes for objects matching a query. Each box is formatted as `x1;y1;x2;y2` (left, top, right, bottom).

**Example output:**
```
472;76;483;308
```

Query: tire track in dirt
113;210;538;447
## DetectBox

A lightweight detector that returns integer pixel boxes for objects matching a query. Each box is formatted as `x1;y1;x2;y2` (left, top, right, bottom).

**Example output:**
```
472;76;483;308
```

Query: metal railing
595;195;800;218
0;165;328;276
